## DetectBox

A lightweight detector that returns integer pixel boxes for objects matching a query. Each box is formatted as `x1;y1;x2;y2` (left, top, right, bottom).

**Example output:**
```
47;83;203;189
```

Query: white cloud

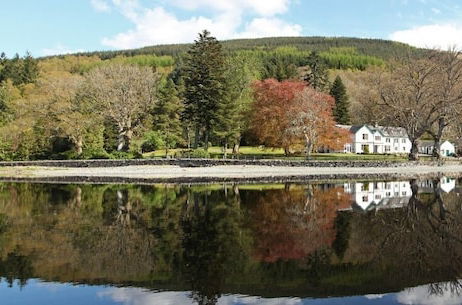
42;44;85;56
98;288;303;305
396;282;462;305
237;18;302;39
90;0;111;12
97;0;302;49
364;294;386;299
389;23;462;49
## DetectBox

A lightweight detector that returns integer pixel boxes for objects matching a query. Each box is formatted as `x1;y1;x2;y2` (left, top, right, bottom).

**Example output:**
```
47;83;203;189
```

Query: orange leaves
251;79;350;153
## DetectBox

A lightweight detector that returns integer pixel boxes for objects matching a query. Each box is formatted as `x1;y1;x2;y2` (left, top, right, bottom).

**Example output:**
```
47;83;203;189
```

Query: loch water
0;177;462;305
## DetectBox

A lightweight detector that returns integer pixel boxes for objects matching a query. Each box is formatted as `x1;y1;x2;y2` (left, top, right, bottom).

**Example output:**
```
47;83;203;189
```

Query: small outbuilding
418;140;455;157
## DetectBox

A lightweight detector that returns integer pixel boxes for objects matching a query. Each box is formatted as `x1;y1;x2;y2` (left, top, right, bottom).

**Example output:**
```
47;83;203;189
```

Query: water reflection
0;178;461;304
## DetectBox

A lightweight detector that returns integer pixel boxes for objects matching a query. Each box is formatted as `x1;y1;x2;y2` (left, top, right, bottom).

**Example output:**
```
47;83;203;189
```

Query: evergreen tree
304;51;329;91
182;30;227;150
153;78;183;156
330;75;350;124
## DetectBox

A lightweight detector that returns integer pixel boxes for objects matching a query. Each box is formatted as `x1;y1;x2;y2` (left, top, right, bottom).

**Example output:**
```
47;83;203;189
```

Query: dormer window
362;134;368;140
375;136;381;141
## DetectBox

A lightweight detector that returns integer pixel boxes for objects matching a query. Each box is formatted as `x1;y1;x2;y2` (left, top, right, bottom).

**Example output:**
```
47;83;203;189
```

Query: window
385;183;392;190
385;145;390;152
375;136;381;141
362;196;368;202
403;147;406;151
375;194;381;200
362;134;368;140
386;138;391;143
402;138;406;143
386;192;391;197
395;192;399;196
394;138;399;144
402;191;407;196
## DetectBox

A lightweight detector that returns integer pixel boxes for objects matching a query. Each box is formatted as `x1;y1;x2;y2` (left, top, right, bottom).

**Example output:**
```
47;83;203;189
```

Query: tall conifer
330;75;350;124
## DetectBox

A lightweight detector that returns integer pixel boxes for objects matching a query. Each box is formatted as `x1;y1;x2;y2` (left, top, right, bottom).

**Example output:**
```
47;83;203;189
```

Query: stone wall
0;158;458;168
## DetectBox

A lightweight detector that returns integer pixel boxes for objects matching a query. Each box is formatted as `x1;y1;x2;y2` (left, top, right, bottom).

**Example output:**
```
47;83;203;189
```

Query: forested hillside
75;36;424;60
0;34;459;161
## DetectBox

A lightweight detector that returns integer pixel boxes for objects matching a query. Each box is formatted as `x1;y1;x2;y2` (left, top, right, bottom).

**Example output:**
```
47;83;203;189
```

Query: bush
141;131;165;153
174;148;210;159
110;151;136;159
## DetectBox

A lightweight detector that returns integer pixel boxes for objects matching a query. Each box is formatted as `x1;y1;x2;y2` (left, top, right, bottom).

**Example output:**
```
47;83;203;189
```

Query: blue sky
2;0;462;57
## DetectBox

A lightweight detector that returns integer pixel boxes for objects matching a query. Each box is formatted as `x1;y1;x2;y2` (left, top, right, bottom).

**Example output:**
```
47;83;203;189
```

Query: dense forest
0;33;460;161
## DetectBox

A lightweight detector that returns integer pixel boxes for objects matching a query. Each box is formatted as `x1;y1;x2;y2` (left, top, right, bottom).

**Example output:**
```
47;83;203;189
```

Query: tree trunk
75;135;83;156
409;139;419;161
232;143;240;155
204;129;209;151
223;141;228;159
284;146;290;156
304;134;313;160
194;125;200;149
117;126;125;151
432;117;445;160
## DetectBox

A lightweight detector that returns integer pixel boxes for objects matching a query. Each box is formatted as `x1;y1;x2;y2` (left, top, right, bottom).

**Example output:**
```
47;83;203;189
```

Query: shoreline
0;163;462;184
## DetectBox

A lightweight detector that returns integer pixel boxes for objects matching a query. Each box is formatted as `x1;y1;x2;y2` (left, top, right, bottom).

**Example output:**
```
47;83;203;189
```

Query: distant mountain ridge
72;36;425;61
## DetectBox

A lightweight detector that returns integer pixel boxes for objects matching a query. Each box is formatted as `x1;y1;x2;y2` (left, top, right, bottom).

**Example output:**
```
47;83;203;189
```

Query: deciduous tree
378;56;441;160
285;87;350;157
250;79;306;154
84;64;160;152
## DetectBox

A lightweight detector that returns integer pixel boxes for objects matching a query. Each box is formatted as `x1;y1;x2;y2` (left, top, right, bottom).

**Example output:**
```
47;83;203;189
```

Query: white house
337;124;412;154
418;140;455;157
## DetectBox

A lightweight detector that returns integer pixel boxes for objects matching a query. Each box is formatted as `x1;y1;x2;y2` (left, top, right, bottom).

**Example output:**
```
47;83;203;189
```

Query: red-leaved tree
251;79;306;154
286;87;351;157
251;79;349;156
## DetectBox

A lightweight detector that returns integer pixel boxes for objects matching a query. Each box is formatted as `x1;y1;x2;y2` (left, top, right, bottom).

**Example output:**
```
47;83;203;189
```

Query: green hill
75;36;425;61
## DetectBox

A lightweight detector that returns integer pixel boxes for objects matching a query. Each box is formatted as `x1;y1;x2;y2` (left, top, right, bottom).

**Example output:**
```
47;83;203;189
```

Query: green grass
142;146;415;161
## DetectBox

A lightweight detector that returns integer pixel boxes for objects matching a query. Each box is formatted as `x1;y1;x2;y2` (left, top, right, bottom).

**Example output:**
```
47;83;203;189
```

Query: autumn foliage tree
250;79;306;154
251;79;349;156
285;87;350;157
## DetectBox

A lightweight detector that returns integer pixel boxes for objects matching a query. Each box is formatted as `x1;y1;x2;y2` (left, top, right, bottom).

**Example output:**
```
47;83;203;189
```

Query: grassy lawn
143;146;415;161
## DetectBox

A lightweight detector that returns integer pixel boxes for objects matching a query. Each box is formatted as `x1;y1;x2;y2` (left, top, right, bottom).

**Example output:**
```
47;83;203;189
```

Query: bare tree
84;64;160;151
378;56;442;160
428;48;462;159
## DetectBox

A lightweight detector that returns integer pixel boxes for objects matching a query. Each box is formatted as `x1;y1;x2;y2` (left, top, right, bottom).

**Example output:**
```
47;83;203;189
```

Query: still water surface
0;177;461;305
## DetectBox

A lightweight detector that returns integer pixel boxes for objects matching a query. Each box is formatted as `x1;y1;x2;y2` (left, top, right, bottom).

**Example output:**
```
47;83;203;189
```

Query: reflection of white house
342;177;456;211
418;177;456;194
336;124;412;154
418;140;455;157
343;181;412;211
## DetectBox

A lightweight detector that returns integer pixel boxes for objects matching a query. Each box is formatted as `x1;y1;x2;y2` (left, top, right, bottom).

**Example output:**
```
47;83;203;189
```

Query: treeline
0;31;352;160
76;36;425;60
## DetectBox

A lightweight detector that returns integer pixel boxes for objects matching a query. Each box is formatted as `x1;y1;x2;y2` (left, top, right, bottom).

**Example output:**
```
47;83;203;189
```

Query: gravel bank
0;164;461;184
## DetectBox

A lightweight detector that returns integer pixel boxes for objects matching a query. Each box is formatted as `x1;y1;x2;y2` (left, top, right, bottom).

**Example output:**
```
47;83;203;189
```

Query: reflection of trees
181;189;245;305
354;179;462;286
0;249;33;288
245;185;351;263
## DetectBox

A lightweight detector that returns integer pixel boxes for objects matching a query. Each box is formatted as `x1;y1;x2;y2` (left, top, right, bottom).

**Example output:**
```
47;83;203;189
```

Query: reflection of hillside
0;181;461;301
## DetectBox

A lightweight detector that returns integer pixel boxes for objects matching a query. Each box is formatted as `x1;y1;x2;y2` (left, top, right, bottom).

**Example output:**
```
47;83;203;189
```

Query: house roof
336;124;408;137
419;140;453;147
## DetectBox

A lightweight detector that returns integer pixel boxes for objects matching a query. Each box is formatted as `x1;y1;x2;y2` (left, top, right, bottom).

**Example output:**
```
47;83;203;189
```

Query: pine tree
182;30;227;150
153;78;183;156
330;75;350;124
304;51;329;91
